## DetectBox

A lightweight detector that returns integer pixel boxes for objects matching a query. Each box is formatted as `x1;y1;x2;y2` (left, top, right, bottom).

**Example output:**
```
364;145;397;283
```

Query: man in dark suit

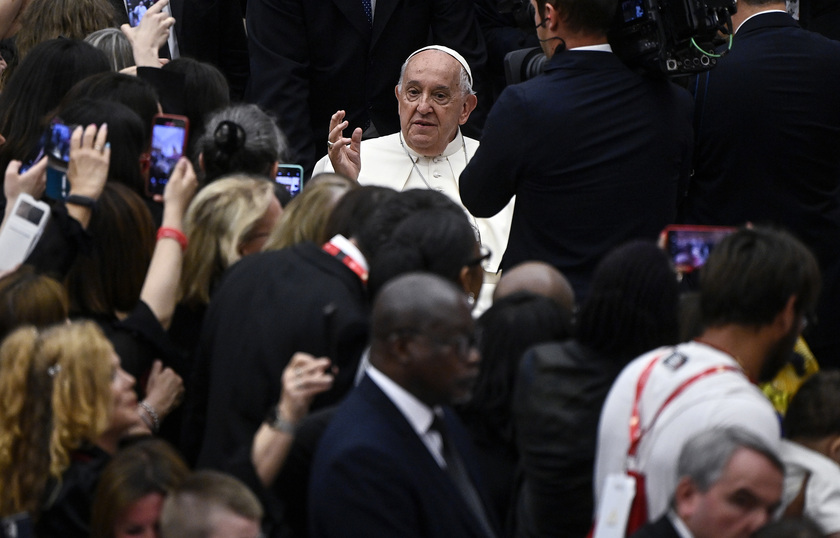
244;0;488;178
309;273;499;537
108;0;249;99
630;428;784;538
681;0;840;369
459;0;693;303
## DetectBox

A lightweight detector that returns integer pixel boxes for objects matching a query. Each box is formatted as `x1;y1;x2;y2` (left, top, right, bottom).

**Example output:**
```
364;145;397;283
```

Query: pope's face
396;50;477;157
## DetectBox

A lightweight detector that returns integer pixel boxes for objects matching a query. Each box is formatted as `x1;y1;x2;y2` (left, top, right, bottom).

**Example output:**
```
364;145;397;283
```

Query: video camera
502;0;735;82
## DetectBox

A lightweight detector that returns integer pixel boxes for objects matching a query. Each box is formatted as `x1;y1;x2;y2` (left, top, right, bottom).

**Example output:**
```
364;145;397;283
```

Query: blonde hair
180;176;276;306
0;321;114;520
263;176;356;251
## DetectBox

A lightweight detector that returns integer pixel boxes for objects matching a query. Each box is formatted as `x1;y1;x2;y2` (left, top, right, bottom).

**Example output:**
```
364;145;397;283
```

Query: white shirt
366;365;446;468
594;341;780;521
778;440;840;533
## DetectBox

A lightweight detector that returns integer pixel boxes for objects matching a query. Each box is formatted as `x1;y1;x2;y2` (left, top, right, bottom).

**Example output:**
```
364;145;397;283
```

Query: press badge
593;473;636;538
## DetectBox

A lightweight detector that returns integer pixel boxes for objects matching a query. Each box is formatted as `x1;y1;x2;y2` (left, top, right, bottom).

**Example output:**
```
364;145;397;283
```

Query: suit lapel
370;0;399;48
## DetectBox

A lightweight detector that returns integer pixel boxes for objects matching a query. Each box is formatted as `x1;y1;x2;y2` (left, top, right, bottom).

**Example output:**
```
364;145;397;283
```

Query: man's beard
757;322;801;383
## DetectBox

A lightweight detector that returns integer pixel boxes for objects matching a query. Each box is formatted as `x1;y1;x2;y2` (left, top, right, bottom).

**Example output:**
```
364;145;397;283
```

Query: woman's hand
278;352;335;424
3;156;47;207
121;0;175;68
66;123;109;199
143;359;184;420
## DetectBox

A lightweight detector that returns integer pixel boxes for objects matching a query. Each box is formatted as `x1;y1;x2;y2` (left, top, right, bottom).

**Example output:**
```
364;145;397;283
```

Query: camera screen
275;165;303;198
667;229;733;273
621;0;646;23
45;122;72;165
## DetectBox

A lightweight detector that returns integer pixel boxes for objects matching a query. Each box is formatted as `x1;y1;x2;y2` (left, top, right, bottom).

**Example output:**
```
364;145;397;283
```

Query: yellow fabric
760;337;820;416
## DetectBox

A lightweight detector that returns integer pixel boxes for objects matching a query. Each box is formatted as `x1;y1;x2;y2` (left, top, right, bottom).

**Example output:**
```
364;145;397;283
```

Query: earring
467;292;476;306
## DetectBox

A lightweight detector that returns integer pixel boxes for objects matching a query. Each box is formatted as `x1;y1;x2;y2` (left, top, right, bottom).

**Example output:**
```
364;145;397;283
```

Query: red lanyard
322;241;369;283
627;351;742;458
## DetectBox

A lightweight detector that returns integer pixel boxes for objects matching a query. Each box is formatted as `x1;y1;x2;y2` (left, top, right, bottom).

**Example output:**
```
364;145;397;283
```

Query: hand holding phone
147;114;189;198
661;224;736;274
65;124;110;201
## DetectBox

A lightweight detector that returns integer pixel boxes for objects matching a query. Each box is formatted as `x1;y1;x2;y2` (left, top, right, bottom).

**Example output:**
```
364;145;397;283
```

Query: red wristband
157;227;188;252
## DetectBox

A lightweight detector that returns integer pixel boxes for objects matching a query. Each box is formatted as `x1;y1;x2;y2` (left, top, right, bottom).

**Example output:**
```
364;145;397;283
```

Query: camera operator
459;0;693;303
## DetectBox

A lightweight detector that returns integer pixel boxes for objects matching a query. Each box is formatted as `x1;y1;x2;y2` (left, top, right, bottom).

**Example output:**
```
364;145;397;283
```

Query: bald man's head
370;272;479;406
494;261;575;314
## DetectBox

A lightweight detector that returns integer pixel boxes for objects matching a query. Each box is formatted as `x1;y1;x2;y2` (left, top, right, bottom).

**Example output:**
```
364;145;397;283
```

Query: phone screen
665;227;735;273
275;164;304;198
45;120;73;168
148;115;188;197
124;0;157;27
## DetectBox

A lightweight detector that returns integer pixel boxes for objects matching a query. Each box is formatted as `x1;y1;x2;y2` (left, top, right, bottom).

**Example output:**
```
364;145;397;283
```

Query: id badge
593;473;636;538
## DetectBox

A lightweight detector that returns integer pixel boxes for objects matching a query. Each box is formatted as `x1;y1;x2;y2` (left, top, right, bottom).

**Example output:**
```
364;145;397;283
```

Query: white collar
366;364;436;436
326;234;369;272
667;510;695;538
403;129;465;160
570;43;613;52
735;10;788;33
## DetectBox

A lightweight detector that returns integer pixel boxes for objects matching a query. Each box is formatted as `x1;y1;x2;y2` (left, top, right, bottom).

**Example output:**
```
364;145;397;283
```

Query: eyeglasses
466;246;492;268
391;330;478;358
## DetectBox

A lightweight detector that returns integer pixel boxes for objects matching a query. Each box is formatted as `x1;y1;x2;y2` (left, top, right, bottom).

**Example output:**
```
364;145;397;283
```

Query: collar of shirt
735;9;788;33
326;234;369;273
404;129;465;160
570;43;613;52
366;365;447;467
667;510;695;538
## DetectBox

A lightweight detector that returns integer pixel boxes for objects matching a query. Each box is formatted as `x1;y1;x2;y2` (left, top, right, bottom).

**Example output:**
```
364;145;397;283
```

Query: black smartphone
147;114;189;197
662;224;736;274
275;164;304;198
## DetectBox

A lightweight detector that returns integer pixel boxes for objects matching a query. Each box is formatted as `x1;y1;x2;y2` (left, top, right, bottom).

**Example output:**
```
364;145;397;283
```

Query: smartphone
147;114;189;197
0;194;51;271
275;164;304;198
661;224;737;274
124;0;157;26
18;137;45;174
44;119;74;170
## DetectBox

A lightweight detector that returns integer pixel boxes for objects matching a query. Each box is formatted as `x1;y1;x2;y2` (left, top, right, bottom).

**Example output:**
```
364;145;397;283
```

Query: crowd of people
0;0;839;536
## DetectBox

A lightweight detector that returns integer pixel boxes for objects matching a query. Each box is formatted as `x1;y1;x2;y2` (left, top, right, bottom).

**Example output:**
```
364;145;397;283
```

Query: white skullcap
405;45;473;87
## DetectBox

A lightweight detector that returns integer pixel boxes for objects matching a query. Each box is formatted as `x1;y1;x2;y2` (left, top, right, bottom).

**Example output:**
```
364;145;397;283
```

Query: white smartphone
0;194;51;271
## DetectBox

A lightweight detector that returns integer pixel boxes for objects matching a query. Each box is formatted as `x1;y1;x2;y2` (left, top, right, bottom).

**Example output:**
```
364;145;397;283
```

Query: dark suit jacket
308;375;499;537
244;0;487;177
460;50;693;301
186;243;369;529
630;515;681;538
107;0;249;99
683;12;840;367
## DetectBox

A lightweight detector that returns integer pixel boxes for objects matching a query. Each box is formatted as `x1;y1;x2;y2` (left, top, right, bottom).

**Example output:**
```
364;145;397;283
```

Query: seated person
778;371;840;537
313;45;514;313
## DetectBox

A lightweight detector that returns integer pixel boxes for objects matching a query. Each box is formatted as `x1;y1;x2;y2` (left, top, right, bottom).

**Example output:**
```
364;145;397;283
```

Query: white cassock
313;130;514;314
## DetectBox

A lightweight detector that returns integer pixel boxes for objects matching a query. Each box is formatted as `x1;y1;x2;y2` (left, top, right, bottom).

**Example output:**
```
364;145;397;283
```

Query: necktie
430;415;497;538
362;0;373;27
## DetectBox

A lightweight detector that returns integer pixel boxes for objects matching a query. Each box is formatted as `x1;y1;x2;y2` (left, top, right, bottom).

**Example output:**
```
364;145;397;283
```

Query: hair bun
214;121;246;153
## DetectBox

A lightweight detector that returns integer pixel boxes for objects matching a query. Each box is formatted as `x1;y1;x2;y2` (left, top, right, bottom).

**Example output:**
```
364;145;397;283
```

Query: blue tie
362;0;372;27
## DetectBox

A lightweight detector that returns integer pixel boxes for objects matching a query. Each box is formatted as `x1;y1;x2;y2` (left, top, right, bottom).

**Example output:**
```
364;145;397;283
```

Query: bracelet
138;401;160;433
157;227;188;252
265;404;296;434
65;195;97;209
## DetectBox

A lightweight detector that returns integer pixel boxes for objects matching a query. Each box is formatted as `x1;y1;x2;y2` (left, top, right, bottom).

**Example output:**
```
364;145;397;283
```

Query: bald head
494;261;576;314
370;272;479;406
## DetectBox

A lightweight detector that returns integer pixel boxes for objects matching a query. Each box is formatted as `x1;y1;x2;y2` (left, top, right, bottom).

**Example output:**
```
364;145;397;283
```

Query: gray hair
84;28;134;72
397;54;475;97
678;427;784;493
195;104;287;182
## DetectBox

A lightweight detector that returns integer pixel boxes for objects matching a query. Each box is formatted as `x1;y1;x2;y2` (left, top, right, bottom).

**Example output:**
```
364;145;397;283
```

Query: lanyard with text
627;351;742;458
322;241;368;284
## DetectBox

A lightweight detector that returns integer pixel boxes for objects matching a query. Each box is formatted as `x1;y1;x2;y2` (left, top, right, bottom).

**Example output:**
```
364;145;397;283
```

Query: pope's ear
459;94;478;125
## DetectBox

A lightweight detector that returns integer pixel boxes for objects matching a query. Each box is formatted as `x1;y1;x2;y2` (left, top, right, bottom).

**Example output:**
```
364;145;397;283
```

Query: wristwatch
265;405;296;434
